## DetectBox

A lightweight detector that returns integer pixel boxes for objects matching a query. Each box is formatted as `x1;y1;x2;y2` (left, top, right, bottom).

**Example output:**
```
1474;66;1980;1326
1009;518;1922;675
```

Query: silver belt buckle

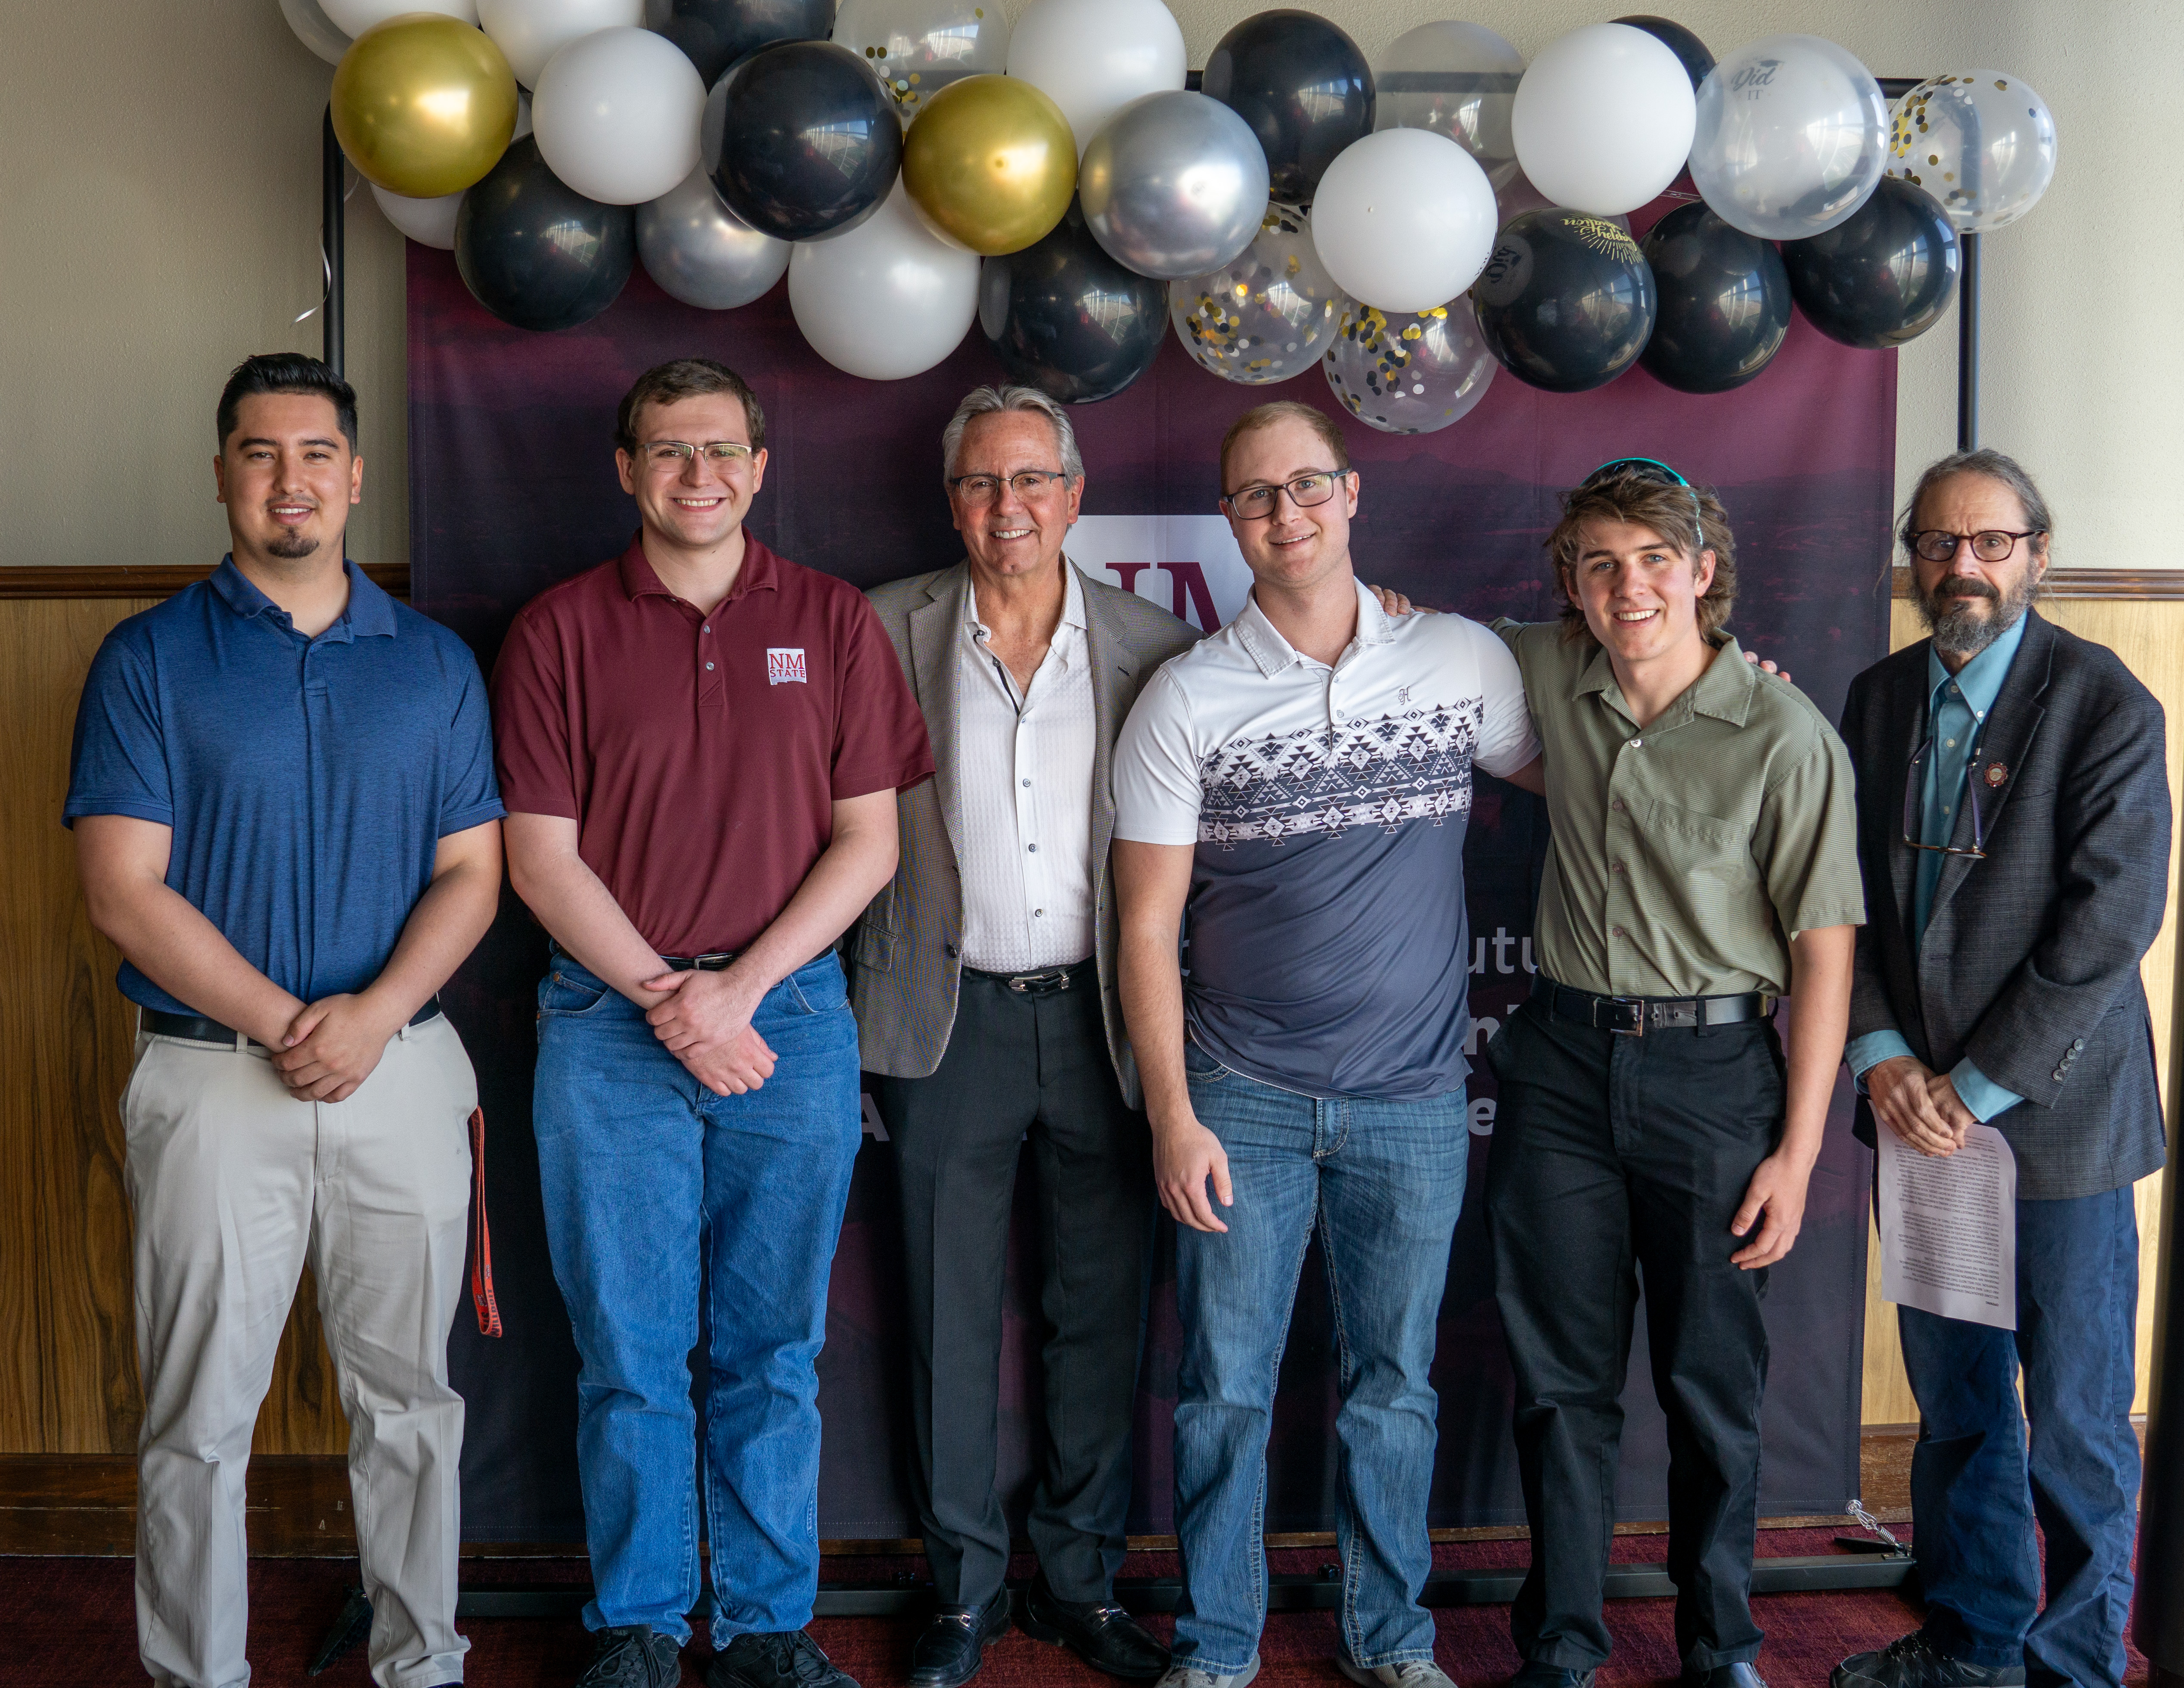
1600;995;1646;1036
1008;967;1072;994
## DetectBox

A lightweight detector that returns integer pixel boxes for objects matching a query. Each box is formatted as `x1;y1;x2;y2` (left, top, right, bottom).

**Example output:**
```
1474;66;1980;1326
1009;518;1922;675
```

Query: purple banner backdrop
409;202;1895;1542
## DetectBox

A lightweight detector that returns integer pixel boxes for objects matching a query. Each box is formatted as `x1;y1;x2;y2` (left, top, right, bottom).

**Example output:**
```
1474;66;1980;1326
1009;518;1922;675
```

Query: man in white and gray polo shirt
1113;400;1542;1688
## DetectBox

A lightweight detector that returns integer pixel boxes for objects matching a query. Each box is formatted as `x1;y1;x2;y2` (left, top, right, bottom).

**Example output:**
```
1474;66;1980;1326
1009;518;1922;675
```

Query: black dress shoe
1684;1666;1767;1688
1509;1665;1596;1688
906;1588;1011;1688
578;1626;683;1688
1018;1570;1170;1682
1833;1633;2027;1688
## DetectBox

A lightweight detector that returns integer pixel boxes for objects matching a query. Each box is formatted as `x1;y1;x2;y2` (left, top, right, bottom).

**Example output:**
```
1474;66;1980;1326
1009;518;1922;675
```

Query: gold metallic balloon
332;14;519;199
900;75;1076;257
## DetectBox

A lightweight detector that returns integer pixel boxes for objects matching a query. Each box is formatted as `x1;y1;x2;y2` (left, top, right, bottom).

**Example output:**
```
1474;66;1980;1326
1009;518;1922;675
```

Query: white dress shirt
954;562;1099;972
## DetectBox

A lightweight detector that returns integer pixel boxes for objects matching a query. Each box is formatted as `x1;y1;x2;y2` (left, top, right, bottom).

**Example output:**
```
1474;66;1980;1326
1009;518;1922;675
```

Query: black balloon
1782;177;1960;350
979;200;1168;404
1202;9;1373;202
1473;208;1657;394
706;40;900;241
645;0;835;87
456;138;635;333
1638;202;1791;394
1615;15;1716;92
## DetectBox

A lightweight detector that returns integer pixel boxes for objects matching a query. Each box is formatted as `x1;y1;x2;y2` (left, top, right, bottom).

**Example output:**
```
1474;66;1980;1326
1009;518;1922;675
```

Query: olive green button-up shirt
1495;621;1865;998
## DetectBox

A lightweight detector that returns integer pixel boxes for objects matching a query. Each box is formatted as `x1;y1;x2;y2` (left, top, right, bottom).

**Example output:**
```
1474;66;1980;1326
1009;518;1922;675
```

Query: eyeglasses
1902;735;1988;861
1579;456;1705;533
948;469;1073;504
638;440;757;470
1909;529;2044;564
1222;469;1350;521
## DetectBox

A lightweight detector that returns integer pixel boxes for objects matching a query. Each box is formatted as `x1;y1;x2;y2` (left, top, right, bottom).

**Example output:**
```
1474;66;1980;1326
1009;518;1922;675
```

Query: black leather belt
143;995;443;1047
659;952;738;972
1531;974;1772;1037
964;959;1091;997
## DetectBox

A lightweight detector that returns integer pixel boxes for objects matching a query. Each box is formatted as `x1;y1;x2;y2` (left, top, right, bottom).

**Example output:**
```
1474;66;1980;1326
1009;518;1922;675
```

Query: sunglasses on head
1578;456;1705;536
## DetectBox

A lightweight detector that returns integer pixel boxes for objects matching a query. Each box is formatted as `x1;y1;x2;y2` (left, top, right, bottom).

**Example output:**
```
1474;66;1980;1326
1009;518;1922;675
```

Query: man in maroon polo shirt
493;358;932;1688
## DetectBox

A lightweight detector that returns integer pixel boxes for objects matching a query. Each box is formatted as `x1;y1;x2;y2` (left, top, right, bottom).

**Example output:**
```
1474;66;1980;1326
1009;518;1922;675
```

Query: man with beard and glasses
68;354;504;1688
1833;450;2170;1688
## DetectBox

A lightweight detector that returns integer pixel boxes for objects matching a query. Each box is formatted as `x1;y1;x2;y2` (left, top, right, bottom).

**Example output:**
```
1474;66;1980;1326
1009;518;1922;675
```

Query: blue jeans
533;950;862;1646
1898;1184;2141;1688
1170;1045;1468;1675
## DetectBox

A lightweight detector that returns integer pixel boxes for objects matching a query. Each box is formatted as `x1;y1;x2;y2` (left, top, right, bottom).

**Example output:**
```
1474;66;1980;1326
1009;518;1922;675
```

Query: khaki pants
123;1014;476;1688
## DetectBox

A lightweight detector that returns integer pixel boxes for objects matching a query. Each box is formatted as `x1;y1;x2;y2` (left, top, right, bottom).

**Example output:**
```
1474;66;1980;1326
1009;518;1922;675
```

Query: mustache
1929;576;2000;605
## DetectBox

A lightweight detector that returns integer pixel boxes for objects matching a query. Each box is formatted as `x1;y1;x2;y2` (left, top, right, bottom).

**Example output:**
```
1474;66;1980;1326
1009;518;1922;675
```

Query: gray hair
1898;447;2054;558
941;384;1085;485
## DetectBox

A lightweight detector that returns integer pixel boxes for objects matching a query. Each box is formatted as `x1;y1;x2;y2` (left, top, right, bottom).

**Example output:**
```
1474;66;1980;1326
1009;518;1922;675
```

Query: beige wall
0;0;2166;573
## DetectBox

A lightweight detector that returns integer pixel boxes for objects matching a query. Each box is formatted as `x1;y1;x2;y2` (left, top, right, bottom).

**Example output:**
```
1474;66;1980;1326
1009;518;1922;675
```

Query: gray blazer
1840;611;2172;1199
848;558;1201;1104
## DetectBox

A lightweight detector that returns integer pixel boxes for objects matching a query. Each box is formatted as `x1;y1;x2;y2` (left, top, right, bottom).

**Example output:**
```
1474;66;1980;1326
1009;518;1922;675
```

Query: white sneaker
1157;1659;1262;1688
1339;1660;1462;1688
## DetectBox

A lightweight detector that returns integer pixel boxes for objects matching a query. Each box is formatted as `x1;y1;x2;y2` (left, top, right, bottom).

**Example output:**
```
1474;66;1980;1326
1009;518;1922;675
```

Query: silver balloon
1081;90;1271;280
279;0;351;64
1168;202;1344;385
1322;294;1495;435
639;164;791;309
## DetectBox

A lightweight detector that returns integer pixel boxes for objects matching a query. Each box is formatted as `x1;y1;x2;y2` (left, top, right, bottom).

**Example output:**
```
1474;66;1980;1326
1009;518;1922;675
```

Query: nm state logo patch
766;647;807;686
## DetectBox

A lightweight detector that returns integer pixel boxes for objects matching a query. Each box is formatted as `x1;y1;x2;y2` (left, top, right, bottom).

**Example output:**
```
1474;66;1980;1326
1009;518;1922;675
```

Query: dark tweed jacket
1839;610;2171;1199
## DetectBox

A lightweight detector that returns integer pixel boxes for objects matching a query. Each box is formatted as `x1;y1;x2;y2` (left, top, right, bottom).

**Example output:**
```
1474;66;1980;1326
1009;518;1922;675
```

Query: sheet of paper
1878;1121;2018;1330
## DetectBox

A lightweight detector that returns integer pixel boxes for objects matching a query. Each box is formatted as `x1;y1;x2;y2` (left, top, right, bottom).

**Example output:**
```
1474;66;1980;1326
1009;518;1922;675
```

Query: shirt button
1610;861;1625;874
705;662;715;671
1027;843;1037;853
1022;777;1032;787
702;625;710;634
1945;738;1956;748
1610;798;1627;813
1610;925;1626;939
1034;908;1045;917
1629;737;1643;749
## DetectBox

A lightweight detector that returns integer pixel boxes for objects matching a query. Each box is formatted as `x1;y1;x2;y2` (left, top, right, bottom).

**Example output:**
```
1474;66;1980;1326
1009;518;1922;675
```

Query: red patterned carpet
0;1531;2151;1687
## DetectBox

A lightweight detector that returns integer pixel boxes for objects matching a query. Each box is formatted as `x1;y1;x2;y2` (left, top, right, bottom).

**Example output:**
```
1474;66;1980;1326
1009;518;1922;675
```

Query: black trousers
870;963;1154;1607
1483;995;1784;1670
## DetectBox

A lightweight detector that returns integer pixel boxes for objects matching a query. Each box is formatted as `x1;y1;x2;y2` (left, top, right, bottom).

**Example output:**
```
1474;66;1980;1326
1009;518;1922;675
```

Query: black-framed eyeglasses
1908;528;2044;564
1903;735;1988;860
637;440;757;469
1579;455;1705;533
1221;469;1351;521
948;469;1072;504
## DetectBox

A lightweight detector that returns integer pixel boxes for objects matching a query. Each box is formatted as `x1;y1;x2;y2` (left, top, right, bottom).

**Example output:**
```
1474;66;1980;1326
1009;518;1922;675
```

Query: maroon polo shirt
492;533;932;957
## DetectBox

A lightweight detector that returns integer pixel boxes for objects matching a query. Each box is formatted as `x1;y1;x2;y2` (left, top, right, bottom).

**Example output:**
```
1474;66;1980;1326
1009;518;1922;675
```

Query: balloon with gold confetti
831;0;1010;128
1886;72;2057;234
1322;294;1495;434
1168;202;1346;387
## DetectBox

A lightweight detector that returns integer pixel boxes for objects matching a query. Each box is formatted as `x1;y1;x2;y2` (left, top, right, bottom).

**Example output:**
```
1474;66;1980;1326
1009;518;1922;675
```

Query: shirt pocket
1646;796;1759;925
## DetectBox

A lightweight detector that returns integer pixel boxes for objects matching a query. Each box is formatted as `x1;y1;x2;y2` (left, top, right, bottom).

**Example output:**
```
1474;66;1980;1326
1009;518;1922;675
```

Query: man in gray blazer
1833;449;2169;1688
852;385;1199;1688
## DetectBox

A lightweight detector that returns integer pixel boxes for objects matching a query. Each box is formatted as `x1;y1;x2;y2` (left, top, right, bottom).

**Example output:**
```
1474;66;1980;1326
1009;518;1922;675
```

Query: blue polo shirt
64;559;504;1017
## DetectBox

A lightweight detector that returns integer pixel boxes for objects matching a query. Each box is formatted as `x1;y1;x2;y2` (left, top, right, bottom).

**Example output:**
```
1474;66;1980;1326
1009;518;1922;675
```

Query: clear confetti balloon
1168;201;1346;386
1886;71;2058;233
1373;21;1524;188
832;0;1010;127
1322;294;1495;434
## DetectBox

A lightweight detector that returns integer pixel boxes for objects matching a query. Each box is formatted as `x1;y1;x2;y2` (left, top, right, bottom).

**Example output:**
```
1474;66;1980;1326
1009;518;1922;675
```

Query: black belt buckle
1596;995;1646;1036
1005;967;1073;996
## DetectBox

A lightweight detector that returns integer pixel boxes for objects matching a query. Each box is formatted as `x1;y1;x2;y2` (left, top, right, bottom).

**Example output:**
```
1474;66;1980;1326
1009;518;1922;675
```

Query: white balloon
372;182;465;248
1006;0;1188;157
1309;129;1495;314
479;0;643;87
532;26;705;206
1511;23;1695;216
279;0;351;65
788;180;980;380
320;0;477;32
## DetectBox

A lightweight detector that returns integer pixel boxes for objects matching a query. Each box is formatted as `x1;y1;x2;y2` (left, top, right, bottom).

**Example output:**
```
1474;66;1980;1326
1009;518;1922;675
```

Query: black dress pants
870;962;1154;1607
1483;995;1784;1670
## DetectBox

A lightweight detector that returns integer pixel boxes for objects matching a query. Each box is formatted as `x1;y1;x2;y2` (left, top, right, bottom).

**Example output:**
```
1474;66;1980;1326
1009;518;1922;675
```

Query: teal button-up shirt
1843;614;2028;1120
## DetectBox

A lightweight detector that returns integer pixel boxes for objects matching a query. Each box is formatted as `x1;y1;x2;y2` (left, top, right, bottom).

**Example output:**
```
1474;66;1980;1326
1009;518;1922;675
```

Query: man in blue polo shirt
66;354;505;1688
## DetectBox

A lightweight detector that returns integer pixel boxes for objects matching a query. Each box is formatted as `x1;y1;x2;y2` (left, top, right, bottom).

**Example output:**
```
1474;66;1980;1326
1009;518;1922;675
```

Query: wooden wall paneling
1865;595;2184;1423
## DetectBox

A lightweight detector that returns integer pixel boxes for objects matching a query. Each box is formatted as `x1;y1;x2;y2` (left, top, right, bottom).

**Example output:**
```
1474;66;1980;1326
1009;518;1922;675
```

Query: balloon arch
289;0;2059;427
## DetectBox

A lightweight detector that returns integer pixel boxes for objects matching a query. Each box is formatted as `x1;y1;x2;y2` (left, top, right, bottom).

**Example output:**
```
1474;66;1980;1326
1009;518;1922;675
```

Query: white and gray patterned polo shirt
1114;579;1537;1101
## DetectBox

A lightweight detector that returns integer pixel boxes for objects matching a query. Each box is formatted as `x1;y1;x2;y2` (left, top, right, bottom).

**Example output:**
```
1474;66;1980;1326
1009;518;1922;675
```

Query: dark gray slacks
871;964;1154;1607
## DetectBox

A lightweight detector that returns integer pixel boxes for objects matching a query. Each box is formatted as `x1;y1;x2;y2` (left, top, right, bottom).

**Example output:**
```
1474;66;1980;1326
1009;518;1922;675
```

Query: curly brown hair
1545;468;1737;644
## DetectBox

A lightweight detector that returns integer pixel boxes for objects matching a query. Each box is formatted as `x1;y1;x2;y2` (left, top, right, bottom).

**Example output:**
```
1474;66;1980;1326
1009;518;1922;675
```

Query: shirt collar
1925;610;2028;721
617;529;781;603
965;558;1087;634
208;556;394;643
1232;577;1386;677
1575;631;1753;727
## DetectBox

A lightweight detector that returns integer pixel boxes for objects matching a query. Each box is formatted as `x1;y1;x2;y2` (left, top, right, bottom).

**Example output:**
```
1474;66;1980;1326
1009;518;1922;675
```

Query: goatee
1917;571;2036;660
266;533;320;560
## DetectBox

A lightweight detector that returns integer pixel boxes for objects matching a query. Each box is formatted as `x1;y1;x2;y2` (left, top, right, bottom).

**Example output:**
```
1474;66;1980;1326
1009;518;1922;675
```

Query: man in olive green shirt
1483;460;1862;1688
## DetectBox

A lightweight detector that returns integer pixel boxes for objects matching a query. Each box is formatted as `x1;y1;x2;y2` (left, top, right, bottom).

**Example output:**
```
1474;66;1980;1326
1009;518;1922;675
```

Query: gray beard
1918;574;2036;659
265;532;321;560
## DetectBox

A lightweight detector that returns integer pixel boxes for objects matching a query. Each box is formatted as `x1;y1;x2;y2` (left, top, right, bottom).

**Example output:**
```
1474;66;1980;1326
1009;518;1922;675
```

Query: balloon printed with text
704;39;902;239
1887;72;2058;234
1638;202;1792;394
1322;294;1495;435
643;0;836;86
1473;206;1657;394
1781;175;1960;350
1169;200;1344;386
456;136;637;332
1688;34;1889;241
1201;9;1373;204
980;198;1168;403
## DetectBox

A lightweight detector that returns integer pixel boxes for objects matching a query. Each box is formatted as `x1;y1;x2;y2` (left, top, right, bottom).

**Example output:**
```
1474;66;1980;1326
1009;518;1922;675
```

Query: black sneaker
707;1629;861;1688
578;1625;684;1688
1833;1633;2026;1688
